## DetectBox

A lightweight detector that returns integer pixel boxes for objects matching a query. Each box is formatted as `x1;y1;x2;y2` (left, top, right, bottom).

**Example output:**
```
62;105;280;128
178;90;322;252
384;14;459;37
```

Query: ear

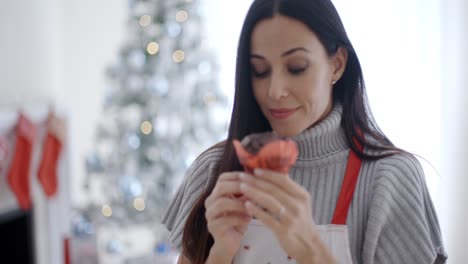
331;47;348;82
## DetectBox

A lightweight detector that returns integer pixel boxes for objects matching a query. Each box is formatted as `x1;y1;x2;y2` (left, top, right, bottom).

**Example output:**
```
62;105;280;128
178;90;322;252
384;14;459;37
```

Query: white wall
0;0;63;107
440;0;468;262
61;0;126;207
334;0;443;209
201;0;251;104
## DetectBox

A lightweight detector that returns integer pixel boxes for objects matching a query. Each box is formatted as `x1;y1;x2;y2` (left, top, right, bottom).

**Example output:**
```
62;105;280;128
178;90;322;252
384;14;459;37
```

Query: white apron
233;147;362;264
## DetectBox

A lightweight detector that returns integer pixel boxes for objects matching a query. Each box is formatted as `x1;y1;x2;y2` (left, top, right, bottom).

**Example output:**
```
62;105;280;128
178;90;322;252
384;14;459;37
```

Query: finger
240;182;287;222
207;214;251;235
253;168;309;200
237;221;249;234
218;171;242;182
244;200;281;232
206;182;244;208
206;172;242;205
239;172;298;213
205;197;250;220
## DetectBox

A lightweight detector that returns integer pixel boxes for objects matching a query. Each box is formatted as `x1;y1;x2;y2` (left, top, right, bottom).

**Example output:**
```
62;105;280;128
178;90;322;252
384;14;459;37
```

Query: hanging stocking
7;113;37;210
0;135;8;174
38;112;65;198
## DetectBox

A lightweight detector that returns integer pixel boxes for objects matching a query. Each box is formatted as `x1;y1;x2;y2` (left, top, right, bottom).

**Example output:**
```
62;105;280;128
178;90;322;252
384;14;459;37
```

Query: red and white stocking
7;113;37;210
38;112;65;198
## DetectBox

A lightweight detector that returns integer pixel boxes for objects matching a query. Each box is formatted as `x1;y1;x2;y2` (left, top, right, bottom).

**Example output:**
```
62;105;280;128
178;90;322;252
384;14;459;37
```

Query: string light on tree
102;204;113;217
203;93;217;105
133;197;146;211
140;15;152;27
172;50;185;63
147;42;159;55
140;121;153;135
176;10;189;23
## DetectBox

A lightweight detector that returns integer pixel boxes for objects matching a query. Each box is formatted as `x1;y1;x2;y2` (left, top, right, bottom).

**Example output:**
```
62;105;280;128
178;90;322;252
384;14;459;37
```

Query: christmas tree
77;0;228;261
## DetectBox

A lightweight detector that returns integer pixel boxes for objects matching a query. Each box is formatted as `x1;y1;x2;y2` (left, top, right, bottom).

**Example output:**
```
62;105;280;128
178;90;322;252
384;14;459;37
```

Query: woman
162;0;447;263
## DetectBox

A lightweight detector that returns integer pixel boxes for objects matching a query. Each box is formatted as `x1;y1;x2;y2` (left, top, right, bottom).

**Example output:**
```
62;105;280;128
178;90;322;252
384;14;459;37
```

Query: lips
269;107;299;119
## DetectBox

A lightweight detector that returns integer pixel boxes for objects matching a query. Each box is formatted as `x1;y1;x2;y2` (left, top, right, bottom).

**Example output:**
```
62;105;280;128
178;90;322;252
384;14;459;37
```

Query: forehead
250;15;323;54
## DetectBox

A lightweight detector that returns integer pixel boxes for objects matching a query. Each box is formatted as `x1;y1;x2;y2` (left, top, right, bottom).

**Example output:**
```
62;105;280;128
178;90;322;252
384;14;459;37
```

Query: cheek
252;87;261;105
305;64;332;86
294;78;332;109
252;82;268;105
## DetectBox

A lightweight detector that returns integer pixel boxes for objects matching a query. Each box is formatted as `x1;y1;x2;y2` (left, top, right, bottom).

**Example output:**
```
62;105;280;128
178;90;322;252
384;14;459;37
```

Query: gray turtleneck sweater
161;105;447;263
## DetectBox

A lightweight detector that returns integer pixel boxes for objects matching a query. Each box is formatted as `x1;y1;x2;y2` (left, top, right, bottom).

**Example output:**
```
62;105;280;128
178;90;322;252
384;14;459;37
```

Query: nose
268;72;289;100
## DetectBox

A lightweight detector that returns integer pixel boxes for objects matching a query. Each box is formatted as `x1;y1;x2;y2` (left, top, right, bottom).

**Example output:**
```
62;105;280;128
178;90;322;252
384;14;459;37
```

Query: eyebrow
250;47;310;59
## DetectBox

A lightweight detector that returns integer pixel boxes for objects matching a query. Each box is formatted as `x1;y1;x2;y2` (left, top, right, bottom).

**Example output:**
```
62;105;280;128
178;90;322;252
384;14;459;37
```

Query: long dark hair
182;0;400;262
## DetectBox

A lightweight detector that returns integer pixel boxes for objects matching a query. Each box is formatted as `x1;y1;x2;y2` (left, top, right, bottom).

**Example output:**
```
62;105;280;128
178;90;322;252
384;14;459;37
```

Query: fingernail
245;201;253;211
240;183;248;191
254;168;263;176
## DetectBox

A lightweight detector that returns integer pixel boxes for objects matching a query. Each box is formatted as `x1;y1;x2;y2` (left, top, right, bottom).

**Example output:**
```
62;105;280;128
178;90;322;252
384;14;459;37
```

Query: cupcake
232;132;298;174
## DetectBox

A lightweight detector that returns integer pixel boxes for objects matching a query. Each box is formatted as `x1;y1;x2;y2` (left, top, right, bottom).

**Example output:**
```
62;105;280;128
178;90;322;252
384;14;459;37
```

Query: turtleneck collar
292;104;349;161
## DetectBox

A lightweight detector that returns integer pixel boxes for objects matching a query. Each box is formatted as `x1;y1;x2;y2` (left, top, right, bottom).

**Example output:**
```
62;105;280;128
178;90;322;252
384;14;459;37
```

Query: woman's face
250;15;347;137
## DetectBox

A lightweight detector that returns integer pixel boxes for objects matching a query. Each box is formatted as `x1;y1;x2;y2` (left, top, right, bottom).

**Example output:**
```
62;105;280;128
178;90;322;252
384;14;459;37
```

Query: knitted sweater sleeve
160;147;223;251
362;153;447;264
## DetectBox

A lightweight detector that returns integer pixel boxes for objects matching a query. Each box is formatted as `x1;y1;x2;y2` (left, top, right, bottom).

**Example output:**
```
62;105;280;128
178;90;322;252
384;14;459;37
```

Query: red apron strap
331;137;363;225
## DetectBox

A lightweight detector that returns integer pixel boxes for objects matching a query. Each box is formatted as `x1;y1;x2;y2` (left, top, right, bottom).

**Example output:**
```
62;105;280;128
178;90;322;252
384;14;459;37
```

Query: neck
293;104;348;161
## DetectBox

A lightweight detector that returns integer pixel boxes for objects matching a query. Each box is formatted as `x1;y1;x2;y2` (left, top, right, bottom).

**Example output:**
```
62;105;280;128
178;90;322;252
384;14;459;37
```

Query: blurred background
0;0;466;263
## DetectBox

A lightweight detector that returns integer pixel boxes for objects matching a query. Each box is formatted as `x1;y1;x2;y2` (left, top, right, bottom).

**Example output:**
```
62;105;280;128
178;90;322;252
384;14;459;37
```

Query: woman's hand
239;168;336;264
204;172;251;262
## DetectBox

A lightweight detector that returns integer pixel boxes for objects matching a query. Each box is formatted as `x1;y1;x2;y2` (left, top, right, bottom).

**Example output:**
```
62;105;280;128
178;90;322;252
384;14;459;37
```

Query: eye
251;66;270;78
287;60;309;75
288;66;307;75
